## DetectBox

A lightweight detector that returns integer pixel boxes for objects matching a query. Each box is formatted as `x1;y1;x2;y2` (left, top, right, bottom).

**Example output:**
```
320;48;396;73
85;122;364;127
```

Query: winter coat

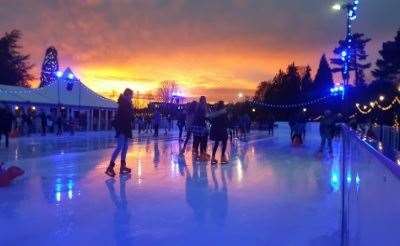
210;110;228;141
115;95;134;138
192;104;209;137
0;108;13;133
319;115;335;138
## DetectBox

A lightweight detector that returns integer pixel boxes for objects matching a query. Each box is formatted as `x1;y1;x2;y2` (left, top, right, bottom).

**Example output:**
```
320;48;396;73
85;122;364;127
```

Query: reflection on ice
0;126;343;245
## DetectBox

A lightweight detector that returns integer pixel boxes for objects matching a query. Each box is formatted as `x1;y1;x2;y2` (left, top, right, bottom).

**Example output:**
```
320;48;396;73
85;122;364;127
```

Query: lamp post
56;71;63;106
332;0;360;89
332;4;360;245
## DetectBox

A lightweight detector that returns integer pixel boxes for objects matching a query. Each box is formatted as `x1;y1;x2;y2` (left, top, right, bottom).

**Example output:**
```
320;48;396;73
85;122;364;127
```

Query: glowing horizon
1;0;398;102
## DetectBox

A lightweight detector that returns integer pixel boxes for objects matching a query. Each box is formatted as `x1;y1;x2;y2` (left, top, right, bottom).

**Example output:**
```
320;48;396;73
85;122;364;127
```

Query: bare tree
157;80;179;103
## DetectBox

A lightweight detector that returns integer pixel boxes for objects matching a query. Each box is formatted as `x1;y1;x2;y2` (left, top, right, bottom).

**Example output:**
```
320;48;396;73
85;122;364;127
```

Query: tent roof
0;70;117;109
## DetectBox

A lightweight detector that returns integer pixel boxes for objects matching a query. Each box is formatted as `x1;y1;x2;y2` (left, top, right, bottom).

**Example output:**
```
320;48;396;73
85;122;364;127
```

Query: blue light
55;192;61;202
331;172;340;192
355;174;361;184
56;71;63;78
354;0;359;5
67;73;74;80
68;190;73;200
346;174;352;184
341;50;347;57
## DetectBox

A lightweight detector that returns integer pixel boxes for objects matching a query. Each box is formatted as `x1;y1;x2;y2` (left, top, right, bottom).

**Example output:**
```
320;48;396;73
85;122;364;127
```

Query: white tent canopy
0;68;117;109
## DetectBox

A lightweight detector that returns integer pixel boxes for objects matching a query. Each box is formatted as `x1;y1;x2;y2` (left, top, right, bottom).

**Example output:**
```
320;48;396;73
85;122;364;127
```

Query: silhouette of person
153;141;160;167
185;163;209;224
105;175;133;245
210;165;228;226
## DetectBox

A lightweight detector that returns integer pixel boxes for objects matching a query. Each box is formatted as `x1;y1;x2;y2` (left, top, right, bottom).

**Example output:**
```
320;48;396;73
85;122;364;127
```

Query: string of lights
355;96;400;114
251;95;331;109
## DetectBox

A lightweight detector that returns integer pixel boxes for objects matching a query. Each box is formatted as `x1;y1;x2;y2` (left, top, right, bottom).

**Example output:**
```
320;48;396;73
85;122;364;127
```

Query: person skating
180;101;197;156
153;110;161;137
192;96;210;161
177;111;186;142
39;111;47;136
319;110;335;154
0;105;13;148
209;101;229;165
106;88;134;177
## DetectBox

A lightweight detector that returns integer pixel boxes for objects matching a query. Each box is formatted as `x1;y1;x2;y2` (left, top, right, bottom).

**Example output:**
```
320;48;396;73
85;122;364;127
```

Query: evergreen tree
313;54;334;94
331;33;371;87
0;30;33;87
265;70;285;103
372;28;400;82
254;80;271;101
40;46;59;87
300;65;313;92
283;63;301;102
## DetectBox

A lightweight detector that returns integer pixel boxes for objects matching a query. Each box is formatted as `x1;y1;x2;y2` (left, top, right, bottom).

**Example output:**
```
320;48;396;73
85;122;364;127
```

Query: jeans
154;124;159;137
212;139;227;158
110;135;129;164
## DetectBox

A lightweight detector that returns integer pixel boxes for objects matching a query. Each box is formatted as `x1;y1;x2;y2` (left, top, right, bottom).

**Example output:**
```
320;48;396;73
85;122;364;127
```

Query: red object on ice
7;166;25;179
0;166;24;187
0;173;11;187
292;135;303;146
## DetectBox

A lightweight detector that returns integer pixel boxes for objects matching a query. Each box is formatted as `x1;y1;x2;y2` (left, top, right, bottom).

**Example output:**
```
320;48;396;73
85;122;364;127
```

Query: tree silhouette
300;65;313;93
314;55;334;94
254;80;271;101
0;30;33;87
372;29;400;82
331;33;371;87
157;80;179;103
282;63;301;103
40;46;59;87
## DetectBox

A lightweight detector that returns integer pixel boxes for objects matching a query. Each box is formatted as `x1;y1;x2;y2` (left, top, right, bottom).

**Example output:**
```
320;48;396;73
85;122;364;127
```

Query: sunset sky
0;0;399;101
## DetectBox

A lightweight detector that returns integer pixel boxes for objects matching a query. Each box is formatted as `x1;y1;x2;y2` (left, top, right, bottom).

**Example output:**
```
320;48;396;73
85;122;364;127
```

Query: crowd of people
2;88;355;179
105;90;257;177
0;103;80;148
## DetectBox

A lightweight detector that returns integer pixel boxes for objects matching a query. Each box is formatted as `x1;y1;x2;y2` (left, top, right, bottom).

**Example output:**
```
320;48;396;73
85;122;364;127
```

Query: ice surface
0;124;342;246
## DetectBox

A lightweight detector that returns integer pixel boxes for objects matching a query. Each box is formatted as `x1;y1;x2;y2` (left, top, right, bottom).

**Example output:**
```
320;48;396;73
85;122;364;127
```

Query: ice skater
0;105;13;148
192;96;210;161
319;110;335;154
209;101;229;165
106;88;134;177
180;101;197;156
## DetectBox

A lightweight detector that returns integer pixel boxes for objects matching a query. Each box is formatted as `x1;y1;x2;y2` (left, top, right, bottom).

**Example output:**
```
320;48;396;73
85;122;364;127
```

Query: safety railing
341;126;400;246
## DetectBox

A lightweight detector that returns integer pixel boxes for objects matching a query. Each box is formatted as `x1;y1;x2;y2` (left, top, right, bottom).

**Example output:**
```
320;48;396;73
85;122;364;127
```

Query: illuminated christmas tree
39;46;59;87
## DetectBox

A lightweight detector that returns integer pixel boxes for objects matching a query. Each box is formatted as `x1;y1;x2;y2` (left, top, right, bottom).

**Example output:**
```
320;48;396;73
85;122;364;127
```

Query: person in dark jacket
106;88;134;177
192;96;210;161
209;101;229;164
39;111;47;136
180;101;197;156
177;110;186;141
153;110;161;137
0;105;14;148
319;110;335;154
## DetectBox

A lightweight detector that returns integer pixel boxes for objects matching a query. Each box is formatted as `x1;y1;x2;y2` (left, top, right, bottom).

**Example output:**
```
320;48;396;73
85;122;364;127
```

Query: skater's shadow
105;175;133;245
185;164;228;226
153;141;160;167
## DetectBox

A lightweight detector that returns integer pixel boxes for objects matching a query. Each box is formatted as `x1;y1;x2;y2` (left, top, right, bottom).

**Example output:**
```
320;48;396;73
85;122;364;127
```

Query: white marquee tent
0;68;117;131
0;69;117;109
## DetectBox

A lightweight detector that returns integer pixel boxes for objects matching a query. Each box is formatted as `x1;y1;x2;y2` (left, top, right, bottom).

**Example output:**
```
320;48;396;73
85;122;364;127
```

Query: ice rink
0;124;343;246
